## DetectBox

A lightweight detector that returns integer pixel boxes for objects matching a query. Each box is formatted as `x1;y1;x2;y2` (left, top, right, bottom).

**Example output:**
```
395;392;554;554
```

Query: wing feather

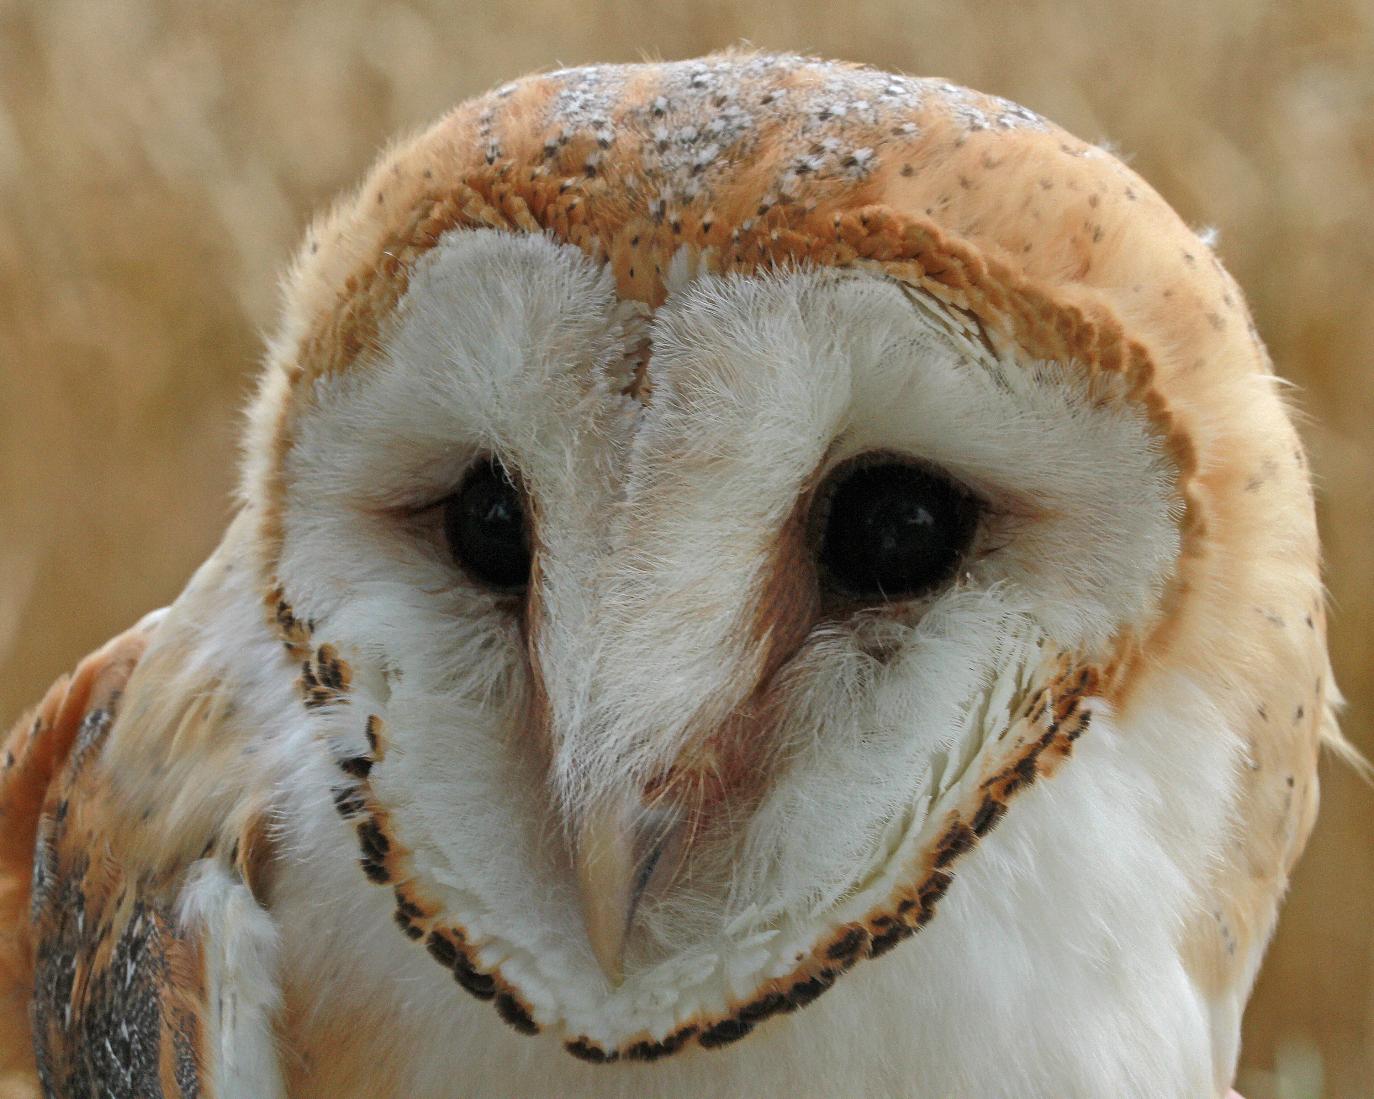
0;611;282;1099
2;619;156;1095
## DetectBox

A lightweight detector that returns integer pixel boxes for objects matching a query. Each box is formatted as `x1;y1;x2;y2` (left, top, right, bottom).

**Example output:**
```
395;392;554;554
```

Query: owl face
267;223;1179;1051
233;54;1307;1071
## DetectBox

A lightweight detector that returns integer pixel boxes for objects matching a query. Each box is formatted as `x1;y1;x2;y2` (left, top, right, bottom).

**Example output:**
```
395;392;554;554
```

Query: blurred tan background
0;1;1370;1095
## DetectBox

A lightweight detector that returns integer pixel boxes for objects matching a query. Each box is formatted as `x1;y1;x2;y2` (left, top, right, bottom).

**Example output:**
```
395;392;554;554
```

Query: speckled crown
265;50;1269;565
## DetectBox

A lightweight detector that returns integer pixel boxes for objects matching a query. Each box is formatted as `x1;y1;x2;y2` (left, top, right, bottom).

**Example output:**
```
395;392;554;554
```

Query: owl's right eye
442;459;532;592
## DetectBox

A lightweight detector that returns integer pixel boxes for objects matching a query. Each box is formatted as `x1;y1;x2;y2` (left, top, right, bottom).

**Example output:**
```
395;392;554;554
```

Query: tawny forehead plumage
265;53;1271;495
485;57;1045;216
274;52;1253;374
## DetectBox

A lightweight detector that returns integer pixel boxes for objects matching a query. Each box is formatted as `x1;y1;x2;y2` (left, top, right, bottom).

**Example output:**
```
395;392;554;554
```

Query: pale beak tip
590;927;627;987
574;799;681;988
575;802;635;987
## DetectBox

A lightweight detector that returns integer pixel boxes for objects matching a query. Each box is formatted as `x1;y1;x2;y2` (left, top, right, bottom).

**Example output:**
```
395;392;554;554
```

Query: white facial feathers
268;228;1185;1048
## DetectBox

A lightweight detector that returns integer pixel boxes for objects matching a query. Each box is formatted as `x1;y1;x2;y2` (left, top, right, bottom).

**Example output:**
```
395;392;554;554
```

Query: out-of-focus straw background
0;2;1370;1094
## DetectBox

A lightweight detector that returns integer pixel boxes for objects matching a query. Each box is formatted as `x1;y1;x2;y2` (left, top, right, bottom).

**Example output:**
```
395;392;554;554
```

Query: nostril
628;803;684;915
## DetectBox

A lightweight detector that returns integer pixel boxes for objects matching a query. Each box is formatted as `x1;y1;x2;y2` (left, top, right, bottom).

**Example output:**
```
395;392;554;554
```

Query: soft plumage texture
0;52;1344;1098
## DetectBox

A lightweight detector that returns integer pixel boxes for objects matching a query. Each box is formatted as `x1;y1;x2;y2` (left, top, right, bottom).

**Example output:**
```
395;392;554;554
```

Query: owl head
230;53;1330;1083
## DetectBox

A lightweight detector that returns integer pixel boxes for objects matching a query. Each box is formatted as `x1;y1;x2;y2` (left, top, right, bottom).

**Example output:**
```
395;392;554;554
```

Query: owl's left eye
442;459;531;592
815;457;980;601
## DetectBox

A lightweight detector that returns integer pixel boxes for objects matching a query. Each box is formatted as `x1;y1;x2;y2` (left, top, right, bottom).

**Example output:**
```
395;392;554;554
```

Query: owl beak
574;797;678;987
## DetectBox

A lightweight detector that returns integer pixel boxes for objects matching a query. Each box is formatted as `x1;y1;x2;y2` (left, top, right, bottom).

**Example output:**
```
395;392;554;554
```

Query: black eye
817;459;979;600
443;459;531;591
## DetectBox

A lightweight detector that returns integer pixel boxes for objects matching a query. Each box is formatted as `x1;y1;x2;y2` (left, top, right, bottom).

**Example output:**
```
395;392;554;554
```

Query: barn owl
0;53;1342;1099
